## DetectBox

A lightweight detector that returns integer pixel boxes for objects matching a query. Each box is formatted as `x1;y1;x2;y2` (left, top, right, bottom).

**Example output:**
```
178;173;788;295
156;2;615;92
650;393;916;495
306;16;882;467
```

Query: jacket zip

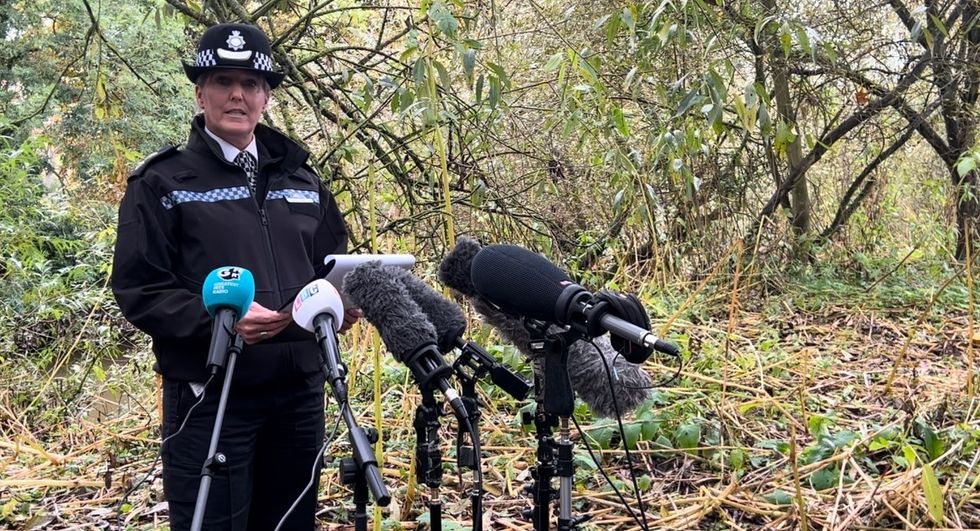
258;206;282;309
241;164;283;310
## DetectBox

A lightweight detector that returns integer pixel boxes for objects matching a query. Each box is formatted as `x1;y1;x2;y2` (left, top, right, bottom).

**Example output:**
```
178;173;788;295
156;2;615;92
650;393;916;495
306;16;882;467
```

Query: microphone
290;279;391;507
342;261;471;426
201;266;254;373
439;237;655;418
471;244;680;362
387;266;532;401
291;279;347;399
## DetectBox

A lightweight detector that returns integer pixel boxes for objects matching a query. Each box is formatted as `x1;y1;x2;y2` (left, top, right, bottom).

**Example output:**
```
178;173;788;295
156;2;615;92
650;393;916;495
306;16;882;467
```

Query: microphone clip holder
453;341;532;401
404;344;454;394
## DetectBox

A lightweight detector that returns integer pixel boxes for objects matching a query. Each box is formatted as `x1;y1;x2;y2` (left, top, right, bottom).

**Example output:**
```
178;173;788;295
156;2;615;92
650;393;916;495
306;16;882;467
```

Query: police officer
112;22;358;529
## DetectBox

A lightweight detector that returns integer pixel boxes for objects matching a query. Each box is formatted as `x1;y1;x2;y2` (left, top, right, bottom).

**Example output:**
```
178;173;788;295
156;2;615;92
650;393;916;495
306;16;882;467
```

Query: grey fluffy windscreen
438;236;482;297
342;261;437;360
388;266;467;353
472;297;651;417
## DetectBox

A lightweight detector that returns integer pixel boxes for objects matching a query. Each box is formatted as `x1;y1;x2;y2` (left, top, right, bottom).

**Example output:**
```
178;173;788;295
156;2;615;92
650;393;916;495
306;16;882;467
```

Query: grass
1;260;978;530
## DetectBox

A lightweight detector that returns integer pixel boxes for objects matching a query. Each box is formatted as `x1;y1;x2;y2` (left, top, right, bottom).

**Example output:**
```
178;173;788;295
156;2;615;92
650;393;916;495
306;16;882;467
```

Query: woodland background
1;0;979;529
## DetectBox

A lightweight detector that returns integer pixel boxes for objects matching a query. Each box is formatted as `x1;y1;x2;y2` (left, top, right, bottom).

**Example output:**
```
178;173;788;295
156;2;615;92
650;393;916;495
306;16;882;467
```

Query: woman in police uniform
112;22;357;530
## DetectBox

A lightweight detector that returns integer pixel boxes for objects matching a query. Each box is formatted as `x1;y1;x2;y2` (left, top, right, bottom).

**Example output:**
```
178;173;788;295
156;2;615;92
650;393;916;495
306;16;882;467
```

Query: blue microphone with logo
201;266;254;373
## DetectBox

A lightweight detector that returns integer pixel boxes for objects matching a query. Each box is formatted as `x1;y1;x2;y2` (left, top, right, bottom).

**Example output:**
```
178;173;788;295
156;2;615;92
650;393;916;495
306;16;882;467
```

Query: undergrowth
1;135;978;529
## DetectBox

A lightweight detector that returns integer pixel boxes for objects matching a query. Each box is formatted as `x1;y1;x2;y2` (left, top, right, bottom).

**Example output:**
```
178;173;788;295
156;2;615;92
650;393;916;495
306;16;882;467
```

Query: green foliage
0;133;127;429
2;1;191;187
922;462;945;525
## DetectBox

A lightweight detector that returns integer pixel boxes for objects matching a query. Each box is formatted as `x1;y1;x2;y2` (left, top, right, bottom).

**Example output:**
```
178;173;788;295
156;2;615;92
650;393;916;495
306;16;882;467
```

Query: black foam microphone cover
470;244;574;322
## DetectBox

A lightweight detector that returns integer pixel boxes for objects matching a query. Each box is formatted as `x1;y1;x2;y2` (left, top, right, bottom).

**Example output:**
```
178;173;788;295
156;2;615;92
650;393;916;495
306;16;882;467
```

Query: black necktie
234;150;258;196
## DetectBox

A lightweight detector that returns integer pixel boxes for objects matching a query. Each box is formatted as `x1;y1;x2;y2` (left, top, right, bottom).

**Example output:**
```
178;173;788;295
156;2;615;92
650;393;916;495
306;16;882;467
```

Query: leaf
902;444;918;469
621;8;635;31
605;12;622;45
675;422;700;449
428;2;458;38
758;103;772;136
612;188;626;215
462;49;476;81
487;62;509;87
489;76;501;109
432;59;451;91
474;74;484;105
795;26;811;58
623;66;638;91
915;419;945;460
929;14;949;38
779;22;793;57
586;425;615;449
922;462;944;524
543;52;563;73
729;448;746;470
644;184;658;205
610;107;629;137
809;466;839;491
957;155;976;177
674;88;700;118
764;490;793;506
622;423;641;450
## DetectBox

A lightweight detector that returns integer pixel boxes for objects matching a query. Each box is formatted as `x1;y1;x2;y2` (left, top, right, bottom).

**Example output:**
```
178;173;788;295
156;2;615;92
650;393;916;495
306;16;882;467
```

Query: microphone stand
452;340;532;531
313;315;391;531
191;334;243;531
414;387;444;531
522;320;591;531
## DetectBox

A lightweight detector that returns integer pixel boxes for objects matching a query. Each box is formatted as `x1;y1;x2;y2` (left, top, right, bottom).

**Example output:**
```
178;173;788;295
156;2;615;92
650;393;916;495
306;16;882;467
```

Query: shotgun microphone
439;237;655;417
471;244;680;362
387;266;532;401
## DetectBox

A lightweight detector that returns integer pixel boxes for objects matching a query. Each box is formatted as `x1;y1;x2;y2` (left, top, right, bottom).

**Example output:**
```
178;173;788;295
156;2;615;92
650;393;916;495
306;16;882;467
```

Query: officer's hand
339;307;363;334
236;302;292;344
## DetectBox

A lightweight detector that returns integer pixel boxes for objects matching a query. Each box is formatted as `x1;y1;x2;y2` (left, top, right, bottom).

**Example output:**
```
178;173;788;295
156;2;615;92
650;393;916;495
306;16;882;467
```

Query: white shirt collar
204;127;258;163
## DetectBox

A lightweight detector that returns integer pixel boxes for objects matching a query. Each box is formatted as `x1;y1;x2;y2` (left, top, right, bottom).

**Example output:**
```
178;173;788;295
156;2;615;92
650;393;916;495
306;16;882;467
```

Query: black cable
115;373;216;514
464;414;484;512
559;347;648;531
275;400;346;531
570;415;648;531
614;346;684;389
589;338;651;531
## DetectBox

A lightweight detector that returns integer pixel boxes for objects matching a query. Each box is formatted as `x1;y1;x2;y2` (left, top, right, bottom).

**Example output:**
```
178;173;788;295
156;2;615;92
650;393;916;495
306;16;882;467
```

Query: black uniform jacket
112;116;348;386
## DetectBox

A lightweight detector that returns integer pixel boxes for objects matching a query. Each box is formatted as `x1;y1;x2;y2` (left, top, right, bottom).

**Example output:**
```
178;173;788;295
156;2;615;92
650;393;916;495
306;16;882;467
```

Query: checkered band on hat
196;49;216;67
267;189;320;203
160;186;251;210
253;52;273;72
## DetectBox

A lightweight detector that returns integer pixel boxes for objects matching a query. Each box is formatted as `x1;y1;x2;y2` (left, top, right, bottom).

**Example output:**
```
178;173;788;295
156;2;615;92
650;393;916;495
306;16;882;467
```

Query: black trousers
161;371;326;530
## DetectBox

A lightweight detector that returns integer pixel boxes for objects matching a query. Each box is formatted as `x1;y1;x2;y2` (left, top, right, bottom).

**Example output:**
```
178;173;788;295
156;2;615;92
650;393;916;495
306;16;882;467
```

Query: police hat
182;23;286;89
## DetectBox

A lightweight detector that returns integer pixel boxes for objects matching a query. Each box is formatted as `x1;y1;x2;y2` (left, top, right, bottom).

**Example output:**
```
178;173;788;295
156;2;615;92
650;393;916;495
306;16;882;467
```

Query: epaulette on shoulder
301;161;324;179
129;145;179;181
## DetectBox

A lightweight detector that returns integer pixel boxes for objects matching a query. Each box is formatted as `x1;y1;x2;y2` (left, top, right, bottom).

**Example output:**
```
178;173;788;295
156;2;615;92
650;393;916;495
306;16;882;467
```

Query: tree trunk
761;0;811;237
956;171;980;260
